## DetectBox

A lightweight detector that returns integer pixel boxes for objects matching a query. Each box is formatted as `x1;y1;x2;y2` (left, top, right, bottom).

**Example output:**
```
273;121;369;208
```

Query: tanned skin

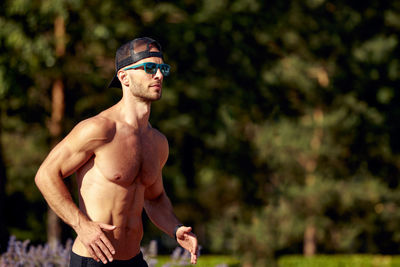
35;47;198;264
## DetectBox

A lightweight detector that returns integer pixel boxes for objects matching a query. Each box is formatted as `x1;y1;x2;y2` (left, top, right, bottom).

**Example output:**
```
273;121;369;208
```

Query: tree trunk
47;78;65;247
0;116;9;252
302;108;324;257
303;222;316;256
47;15;66;248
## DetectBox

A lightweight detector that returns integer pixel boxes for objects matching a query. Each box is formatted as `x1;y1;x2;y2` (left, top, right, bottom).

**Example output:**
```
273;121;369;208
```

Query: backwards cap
108;37;164;88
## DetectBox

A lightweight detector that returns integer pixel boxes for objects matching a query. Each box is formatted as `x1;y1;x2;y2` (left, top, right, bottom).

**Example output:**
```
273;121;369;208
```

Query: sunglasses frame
123;62;170;76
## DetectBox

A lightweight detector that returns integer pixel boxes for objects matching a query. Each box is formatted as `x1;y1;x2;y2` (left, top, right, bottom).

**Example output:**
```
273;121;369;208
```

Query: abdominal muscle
72;162;145;260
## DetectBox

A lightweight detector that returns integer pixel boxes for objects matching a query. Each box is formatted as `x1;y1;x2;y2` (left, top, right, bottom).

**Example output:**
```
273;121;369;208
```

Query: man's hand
176;226;199;264
75;220;116;264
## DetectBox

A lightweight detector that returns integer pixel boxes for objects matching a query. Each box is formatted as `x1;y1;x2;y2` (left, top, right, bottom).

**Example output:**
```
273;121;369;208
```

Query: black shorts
69;251;149;267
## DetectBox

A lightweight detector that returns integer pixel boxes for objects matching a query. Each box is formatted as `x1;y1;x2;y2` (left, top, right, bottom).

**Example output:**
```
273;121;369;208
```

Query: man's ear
118;70;130;87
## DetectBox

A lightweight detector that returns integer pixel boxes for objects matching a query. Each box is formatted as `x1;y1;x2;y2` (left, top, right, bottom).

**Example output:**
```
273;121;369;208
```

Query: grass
154;255;241;267
278;254;400;267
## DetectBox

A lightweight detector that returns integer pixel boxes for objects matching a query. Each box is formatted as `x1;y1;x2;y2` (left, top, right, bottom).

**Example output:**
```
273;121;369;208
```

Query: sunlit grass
155;255;240;267
278;254;400;267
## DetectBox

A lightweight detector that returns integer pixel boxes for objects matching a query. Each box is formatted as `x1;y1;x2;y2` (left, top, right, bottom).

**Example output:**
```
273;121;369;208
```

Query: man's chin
139;93;162;103
151;92;162;101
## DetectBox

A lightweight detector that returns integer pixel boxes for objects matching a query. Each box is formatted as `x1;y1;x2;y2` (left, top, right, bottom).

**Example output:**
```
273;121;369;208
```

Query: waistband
69;251;148;267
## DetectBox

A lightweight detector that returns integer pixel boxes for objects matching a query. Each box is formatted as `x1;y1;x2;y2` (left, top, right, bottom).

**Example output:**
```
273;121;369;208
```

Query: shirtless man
35;37;198;266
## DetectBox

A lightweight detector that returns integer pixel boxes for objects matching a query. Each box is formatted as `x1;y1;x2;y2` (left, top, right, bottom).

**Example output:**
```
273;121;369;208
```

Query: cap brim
108;74;122;88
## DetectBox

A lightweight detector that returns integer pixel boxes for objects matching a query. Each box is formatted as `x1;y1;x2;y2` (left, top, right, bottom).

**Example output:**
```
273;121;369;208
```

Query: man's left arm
144;133;198;264
144;182;198;264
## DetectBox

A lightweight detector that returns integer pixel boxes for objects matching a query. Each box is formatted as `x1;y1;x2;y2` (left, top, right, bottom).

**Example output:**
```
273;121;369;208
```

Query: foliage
0;237;236;267
0;236;71;267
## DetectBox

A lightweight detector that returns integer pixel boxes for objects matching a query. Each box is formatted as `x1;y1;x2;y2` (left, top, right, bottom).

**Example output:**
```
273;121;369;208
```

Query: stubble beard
131;81;162;103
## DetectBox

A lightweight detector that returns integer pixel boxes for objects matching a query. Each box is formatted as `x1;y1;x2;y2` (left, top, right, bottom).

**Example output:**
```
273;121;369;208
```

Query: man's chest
93;133;161;187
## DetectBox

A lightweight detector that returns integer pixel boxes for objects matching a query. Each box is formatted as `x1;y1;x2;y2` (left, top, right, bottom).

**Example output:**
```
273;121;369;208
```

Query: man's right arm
35;117;116;264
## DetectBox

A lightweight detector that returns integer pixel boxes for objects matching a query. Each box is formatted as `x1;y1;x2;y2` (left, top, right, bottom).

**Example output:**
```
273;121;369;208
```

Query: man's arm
144;134;198;264
35;117;116;264
144;182;198;264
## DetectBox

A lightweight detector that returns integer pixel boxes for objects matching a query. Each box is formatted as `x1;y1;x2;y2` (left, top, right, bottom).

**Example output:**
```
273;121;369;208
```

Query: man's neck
118;95;152;130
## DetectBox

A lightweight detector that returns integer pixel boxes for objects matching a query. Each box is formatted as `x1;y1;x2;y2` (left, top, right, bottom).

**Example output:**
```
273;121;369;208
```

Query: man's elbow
34;168;46;189
144;192;168;211
34;167;54;190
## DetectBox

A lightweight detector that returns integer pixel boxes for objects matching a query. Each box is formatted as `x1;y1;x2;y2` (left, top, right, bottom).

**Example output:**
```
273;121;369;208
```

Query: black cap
108;37;164;88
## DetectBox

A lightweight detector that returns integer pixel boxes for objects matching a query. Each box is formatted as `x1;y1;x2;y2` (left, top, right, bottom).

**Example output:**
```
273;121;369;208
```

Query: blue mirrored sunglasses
123;62;171;76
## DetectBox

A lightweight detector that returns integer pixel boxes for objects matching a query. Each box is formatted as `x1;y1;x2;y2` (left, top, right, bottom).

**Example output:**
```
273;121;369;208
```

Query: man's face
121;47;165;102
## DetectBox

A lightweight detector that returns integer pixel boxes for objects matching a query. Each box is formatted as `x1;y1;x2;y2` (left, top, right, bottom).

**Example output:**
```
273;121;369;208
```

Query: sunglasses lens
145;63;157;74
160;64;170;76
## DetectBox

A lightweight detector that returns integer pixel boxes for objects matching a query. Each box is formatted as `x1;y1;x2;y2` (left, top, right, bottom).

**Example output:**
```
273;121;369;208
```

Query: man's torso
72;114;165;260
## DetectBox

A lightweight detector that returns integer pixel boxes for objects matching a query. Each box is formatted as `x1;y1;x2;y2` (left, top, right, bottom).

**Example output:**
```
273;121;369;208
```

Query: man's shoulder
72;115;116;143
148;126;168;145
147;126;169;165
